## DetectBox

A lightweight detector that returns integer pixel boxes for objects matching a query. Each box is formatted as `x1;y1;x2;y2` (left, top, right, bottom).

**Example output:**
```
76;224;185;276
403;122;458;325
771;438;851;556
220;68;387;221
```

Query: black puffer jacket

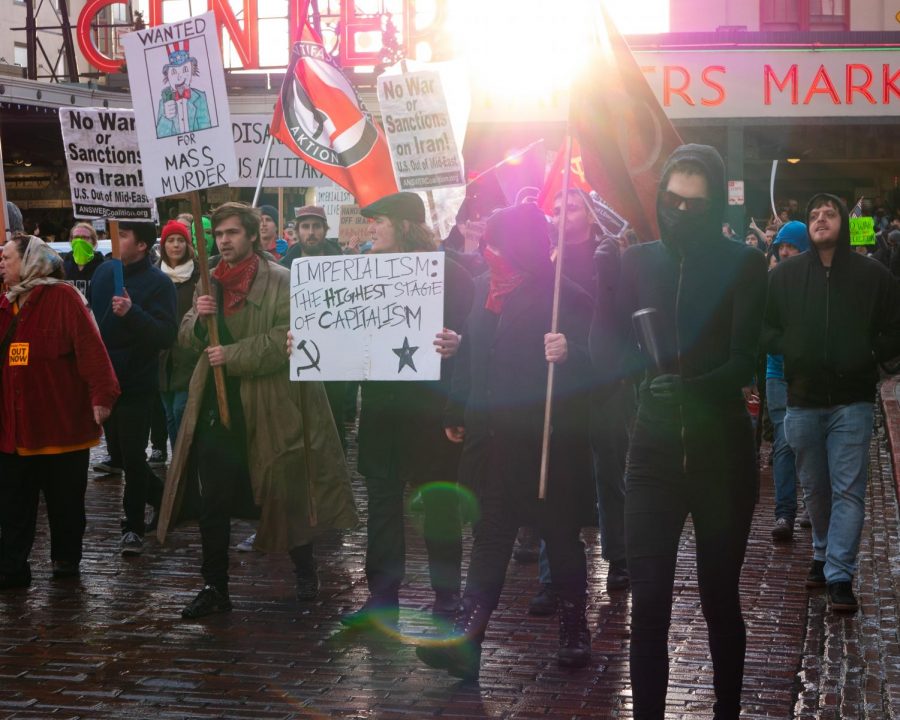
763;193;900;408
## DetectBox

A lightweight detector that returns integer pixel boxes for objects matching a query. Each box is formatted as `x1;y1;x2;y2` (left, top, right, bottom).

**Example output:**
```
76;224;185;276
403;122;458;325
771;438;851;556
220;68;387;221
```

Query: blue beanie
773;220;809;253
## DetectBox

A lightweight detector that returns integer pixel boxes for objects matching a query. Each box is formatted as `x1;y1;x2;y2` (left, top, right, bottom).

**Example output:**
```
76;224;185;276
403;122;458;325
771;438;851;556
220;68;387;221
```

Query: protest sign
850;216;876;246
316;184;356;234
290;252;445;381
121;12;237;197
59;107;154;220
338;204;369;252
232;114;330;188
377;70;464;191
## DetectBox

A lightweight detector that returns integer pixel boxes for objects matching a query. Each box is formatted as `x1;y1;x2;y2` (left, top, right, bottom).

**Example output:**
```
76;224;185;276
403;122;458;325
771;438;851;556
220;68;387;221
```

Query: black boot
416;596;491;682
289;544;319;602
557;596;591;668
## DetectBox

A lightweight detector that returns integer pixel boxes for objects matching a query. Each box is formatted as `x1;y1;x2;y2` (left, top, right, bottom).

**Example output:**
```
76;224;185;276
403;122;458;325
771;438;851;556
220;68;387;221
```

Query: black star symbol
392;336;419;373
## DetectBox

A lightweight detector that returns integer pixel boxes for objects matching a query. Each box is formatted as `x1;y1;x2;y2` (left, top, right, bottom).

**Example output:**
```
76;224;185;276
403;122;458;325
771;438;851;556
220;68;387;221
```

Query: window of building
13;43;27;68
760;0;848;31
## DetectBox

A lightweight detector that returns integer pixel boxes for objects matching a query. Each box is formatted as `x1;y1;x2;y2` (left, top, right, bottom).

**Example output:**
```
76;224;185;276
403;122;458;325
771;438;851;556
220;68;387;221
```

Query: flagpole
252;135;275;208
538;134;574;501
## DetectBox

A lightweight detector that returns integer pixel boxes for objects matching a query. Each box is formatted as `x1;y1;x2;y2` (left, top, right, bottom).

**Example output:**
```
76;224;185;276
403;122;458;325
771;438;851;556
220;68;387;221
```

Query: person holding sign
765;194;900;615
0;235;119;588
174;202;356;619
416;203;594;680
340;192;474;630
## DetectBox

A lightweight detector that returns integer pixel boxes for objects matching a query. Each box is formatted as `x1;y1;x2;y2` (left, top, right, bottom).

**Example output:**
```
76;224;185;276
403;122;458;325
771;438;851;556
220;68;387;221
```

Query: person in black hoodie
591;144;767;720
417;202;595;680
91;221;177;557
764;193;900;614
64;222;106;302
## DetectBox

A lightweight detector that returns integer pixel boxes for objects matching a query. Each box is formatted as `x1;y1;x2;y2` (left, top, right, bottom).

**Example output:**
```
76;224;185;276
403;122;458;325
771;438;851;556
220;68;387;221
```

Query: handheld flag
537;137;593;215
270;23;398;206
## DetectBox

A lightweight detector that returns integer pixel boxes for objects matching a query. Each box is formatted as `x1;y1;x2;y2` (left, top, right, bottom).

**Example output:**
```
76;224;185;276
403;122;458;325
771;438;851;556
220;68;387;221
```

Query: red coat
0;283;120;454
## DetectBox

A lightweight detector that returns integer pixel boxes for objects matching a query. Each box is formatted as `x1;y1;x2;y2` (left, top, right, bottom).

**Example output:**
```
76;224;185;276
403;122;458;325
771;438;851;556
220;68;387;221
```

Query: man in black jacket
92;222;177;556
591;144;767;720
764;193;900;613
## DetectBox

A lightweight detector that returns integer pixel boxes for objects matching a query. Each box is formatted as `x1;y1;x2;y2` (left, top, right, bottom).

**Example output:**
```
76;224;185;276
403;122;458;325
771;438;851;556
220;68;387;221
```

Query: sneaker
341;596;400;631
93;457;123;475
528;584;557;616
235;532;256;552
182;585;232;619
828;580;858;613
806;559;826;588
121;531;144;556
606;560;630;592
771;517;794;542
798;508;812;528
148;449;167;467
51;560;80;579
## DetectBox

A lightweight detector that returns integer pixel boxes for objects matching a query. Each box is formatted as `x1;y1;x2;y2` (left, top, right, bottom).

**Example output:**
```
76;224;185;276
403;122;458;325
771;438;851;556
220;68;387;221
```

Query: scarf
6;236;72;305
161;258;195;284
212;253;259;317
484;245;525;314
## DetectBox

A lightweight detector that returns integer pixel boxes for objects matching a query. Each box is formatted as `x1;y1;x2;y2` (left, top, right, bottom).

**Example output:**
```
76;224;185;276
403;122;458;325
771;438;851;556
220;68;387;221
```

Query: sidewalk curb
879;377;900;502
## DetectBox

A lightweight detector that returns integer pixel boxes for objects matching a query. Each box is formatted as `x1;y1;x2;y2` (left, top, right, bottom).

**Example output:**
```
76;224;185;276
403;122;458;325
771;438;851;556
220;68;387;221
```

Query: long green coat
165;257;358;552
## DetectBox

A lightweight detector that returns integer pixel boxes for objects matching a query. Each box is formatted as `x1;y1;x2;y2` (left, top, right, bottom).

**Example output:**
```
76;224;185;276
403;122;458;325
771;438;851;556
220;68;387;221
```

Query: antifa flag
270;23;398;207
537;137;593;215
569;5;682;241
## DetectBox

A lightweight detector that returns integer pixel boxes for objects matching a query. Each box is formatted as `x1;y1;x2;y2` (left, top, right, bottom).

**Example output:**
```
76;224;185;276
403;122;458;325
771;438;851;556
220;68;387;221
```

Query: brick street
2;387;900;720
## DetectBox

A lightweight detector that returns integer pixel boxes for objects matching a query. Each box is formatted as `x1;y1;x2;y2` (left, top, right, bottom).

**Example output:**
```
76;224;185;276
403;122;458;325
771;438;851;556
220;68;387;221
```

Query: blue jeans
766;378;798;521
784;402;873;584
160;390;189;449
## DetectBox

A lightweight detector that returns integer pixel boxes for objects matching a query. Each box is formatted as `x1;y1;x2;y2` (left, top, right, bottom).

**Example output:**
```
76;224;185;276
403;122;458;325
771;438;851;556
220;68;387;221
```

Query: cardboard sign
121;12;237;197
317;184;356;235
231;114;330;188
850;216;876;246
337;204;369;252
289;252;445;381
728;180;745;206
377;70;464;191
60;107;155;220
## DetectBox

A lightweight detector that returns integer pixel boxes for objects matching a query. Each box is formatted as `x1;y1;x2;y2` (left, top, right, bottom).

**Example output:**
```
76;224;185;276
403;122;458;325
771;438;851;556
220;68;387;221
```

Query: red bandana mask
484;246;525;314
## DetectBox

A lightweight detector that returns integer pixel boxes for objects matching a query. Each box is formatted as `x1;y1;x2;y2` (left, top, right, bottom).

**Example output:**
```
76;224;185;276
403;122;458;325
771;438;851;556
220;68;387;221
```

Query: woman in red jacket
0;234;120;589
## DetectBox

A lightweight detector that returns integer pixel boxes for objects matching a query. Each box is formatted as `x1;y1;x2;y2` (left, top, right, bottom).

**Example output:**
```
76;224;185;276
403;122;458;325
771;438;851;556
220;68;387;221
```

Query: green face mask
71;238;95;265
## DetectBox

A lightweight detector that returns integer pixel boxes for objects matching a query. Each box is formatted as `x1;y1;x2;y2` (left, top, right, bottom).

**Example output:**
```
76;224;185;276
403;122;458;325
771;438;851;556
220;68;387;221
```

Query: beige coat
166;258;357;552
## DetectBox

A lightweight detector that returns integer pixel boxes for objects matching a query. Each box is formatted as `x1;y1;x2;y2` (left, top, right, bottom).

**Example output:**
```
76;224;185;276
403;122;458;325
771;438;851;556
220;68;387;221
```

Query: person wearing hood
416;203;595;680
63;222;106;302
766;221;809;544
591;144;768;720
764;194;900;613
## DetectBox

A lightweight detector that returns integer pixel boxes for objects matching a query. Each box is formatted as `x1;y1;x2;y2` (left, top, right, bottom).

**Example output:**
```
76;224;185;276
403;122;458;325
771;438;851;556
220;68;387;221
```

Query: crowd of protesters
2;142;900;720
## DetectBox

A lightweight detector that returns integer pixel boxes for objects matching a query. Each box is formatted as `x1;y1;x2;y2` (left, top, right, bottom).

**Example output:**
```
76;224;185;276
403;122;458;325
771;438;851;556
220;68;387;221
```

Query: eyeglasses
658;190;710;215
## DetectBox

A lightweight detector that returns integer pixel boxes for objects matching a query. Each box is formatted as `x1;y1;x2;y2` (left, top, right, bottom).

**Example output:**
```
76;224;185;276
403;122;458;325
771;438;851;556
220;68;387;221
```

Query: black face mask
658;206;715;252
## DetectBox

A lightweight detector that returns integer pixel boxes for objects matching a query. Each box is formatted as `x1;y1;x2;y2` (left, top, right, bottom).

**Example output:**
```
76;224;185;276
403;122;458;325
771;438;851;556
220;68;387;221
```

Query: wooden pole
190;190;230;429
538;135;573;500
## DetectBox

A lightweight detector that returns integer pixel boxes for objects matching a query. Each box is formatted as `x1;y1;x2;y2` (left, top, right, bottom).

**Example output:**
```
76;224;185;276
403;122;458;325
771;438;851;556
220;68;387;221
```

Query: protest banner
337;204;369;252
59;107;154;220
289;252;445;381
232;114;330;188
121;11;238;197
316;184;355;234
377;70;464;191
850;216;876;246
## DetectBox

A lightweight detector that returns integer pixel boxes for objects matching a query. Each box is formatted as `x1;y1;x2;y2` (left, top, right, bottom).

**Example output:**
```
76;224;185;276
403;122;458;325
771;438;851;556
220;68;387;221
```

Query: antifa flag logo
282;42;379;168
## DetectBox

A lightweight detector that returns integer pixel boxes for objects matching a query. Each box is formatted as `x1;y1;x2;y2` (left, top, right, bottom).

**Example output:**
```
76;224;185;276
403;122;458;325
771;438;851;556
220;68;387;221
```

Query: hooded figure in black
417;202;595;681
591;144;768;720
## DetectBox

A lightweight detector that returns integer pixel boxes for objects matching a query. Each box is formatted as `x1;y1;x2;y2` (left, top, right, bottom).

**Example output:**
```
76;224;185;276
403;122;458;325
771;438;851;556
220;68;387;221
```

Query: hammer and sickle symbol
296;339;322;372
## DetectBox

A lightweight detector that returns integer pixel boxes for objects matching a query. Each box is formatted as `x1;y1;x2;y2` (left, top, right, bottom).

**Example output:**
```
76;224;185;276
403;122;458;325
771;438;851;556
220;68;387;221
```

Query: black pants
107;392;163;536
365;473;462;600
150;394;168;452
626;409;757;720
0;450;90;576
464;478;587;610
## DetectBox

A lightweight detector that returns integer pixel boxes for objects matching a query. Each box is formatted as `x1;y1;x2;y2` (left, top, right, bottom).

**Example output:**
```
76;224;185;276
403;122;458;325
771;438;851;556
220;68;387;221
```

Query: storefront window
760;0;848;31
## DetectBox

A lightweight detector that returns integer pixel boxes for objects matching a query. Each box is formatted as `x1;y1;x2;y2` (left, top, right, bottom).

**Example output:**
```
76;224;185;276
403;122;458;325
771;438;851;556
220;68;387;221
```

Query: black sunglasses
658;190;710;215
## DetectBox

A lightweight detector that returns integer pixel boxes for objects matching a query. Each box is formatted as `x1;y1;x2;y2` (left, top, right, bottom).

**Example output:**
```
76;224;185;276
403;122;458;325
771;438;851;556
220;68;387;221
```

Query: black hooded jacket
763;193;900;408
590;144;768;416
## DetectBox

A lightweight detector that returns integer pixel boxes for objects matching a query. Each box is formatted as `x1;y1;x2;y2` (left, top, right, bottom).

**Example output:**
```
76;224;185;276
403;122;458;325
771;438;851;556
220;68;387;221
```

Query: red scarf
212;253;259;317
484;246;525;314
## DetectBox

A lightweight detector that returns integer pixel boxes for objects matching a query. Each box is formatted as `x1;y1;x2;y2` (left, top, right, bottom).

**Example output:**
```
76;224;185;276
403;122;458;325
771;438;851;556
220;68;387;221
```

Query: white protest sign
290;252;445;381
121;12;237;198
59;107;154;220
338;204;369;252
316;184;355;234
377;70;464;191
232;114;330;188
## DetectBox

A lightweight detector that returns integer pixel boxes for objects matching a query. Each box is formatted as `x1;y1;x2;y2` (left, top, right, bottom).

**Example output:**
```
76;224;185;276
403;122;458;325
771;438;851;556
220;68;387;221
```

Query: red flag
270;23;398;207
570;6;682;241
537;137;593;215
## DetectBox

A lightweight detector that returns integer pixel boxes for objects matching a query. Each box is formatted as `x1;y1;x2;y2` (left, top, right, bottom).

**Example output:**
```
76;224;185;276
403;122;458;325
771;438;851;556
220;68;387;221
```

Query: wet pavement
3;388;900;719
